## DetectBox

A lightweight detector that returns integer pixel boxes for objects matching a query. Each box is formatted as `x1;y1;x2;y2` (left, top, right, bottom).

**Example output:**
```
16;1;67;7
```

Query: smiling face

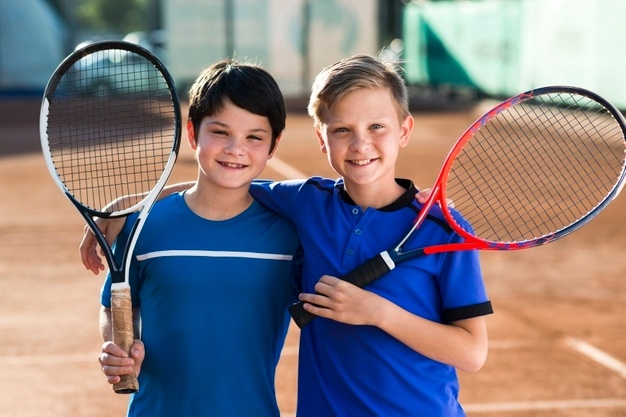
316;87;413;195
188;99;280;193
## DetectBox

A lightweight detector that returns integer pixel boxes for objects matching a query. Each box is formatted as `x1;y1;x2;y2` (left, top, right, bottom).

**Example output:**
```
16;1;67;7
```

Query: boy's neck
184;184;253;220
343;179;406;210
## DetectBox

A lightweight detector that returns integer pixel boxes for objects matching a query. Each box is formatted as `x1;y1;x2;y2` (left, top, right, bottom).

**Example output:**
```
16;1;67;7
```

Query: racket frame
39;40;181;393
428;86;626;255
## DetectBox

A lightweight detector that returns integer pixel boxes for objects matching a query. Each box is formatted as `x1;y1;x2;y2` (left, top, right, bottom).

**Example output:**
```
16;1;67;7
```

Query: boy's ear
399;115;414;148
315;127;327;154
186;120;197;150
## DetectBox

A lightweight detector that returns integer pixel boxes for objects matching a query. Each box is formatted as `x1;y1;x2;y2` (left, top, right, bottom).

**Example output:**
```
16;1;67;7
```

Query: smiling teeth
223;162;245;168
352;159;372;166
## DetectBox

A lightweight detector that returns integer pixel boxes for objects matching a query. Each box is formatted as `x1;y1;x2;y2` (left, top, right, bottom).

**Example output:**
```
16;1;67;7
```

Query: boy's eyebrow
249;127;270;133
205;120;270;134
205;120;229;128
325;116;392;126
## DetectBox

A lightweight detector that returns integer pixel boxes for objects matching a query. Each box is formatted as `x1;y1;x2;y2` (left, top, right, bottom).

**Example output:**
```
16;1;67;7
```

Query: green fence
402;0;626;108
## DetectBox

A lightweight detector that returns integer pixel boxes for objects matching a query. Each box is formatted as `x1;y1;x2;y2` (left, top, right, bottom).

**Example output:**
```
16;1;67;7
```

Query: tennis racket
39;40;181;393
290;85;626;328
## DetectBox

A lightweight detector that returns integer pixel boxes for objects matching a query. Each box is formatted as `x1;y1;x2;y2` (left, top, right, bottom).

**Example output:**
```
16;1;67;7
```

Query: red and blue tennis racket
289;86;626;328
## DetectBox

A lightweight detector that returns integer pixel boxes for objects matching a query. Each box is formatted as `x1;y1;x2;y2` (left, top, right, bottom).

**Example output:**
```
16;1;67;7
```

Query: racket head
437;86;626;250
39;40;182;218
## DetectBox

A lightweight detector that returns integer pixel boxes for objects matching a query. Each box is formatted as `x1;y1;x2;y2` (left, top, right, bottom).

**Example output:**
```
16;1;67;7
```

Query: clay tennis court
1;98;625;416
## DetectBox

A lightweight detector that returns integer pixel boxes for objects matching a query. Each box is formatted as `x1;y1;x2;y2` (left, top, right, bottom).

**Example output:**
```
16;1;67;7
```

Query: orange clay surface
1;99;625;417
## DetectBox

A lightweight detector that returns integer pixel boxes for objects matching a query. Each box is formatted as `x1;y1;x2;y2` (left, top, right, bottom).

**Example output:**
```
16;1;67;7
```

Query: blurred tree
77;0;149;32
47;0;155;36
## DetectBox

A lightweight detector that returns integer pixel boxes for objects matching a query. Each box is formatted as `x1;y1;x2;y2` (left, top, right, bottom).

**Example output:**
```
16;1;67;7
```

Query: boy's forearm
376;301;488;372
102;181;196;212
160;181;195;199
100;307;113;342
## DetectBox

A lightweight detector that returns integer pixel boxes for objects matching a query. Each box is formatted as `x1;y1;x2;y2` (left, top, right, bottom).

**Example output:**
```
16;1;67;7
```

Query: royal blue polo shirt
250;177;492;417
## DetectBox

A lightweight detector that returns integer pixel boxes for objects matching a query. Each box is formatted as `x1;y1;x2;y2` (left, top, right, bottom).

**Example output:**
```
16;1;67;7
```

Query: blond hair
307;54;409;126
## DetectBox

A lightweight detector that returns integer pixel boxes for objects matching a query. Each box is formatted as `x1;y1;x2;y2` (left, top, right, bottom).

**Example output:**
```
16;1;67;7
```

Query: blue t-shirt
101;192;302;417
250;177;492;417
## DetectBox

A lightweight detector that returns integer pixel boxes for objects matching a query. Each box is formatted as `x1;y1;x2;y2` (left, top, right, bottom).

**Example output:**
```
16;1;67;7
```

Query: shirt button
346;249;354;256
354;229;361;235
352;208;359;215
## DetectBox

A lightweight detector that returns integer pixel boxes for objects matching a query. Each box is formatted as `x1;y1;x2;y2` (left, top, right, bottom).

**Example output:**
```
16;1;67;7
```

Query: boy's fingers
415;188;431;203
105;375;122;385
102;341;127;356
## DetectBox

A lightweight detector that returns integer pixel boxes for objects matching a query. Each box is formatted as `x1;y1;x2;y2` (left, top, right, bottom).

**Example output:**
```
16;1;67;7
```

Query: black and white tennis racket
39;40;181;393
290;85;626;328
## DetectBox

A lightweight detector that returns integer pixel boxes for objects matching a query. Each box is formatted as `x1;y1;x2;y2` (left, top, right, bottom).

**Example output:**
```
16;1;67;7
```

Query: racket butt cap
289;302;317;329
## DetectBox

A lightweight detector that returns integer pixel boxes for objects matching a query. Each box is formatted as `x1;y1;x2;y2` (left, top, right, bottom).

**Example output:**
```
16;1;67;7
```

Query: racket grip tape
289;253;394;329
110;286;139;394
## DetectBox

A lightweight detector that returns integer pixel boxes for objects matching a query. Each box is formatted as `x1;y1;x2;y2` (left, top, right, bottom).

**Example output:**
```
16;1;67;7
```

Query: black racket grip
289;252;394;328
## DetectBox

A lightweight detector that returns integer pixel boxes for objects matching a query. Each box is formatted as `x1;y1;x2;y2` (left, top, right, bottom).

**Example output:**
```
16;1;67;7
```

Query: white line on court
564;337;626;379
280;345;298;356
487;339;548;349
464;398;626;413
267;157;307;179
0;353;95;366
282;399;626;417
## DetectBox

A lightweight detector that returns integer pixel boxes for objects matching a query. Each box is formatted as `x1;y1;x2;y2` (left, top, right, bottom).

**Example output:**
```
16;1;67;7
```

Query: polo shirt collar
337;178;417;211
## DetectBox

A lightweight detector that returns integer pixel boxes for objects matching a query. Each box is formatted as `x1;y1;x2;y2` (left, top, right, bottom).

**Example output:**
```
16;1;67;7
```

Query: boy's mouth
349;158;377;166
219;161;247;169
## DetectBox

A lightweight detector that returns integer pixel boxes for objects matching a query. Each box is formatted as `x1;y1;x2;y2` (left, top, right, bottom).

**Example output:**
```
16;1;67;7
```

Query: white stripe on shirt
136;250;293;261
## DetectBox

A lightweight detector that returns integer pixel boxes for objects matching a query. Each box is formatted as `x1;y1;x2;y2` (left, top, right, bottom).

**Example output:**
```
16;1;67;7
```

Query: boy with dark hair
95;59;302;417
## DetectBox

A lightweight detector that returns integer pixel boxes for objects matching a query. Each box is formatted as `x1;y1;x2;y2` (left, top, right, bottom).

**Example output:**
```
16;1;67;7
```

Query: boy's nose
350;134;371;151
225;137;245;154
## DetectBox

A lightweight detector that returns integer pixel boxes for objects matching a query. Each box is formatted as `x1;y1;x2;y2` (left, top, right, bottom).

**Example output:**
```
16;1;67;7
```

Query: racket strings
45;48;177;213
446;91;626;243
515;99;589;228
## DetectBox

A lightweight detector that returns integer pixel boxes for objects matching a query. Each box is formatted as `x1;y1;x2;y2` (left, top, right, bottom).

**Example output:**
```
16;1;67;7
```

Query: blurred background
3;0;626;107
2;2;626;416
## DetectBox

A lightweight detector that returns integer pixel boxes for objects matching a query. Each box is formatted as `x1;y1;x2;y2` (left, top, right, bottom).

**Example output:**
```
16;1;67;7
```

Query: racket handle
110;286;139;394
288;302;319;329
289;253;394;328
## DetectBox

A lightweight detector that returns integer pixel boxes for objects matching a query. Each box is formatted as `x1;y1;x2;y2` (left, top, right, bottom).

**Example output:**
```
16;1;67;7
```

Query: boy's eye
370;123;383;130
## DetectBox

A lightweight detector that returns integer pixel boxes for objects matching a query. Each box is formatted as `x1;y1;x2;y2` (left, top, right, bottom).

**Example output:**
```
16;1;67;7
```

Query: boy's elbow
463;357;486;373
455;317;489;372
461;348;488;373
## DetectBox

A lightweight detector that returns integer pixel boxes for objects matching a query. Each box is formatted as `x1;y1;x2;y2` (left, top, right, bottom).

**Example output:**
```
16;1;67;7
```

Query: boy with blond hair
249;54;492;416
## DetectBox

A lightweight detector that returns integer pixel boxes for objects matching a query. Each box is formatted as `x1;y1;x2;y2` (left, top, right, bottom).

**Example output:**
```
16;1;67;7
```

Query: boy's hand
299;275;384;326
416;187;454;208
80;217;125;274
99;340;145;385
416;188;431;203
